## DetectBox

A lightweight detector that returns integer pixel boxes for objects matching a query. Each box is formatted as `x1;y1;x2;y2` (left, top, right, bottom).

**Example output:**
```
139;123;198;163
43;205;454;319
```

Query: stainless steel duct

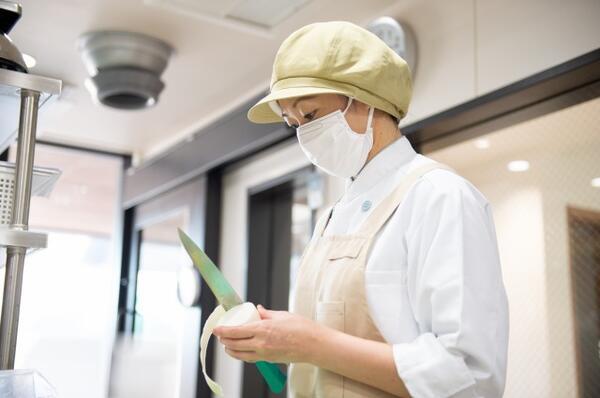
78;31;173;110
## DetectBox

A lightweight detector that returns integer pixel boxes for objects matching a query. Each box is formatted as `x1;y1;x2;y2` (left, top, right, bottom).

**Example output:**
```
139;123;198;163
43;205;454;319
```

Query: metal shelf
0;69;62;153
0;229;46;249
0;67;63;370
0;68;61;94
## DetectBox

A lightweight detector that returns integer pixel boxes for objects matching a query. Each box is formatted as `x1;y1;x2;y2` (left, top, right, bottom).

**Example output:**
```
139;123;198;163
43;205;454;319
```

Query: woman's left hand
213;305;321;364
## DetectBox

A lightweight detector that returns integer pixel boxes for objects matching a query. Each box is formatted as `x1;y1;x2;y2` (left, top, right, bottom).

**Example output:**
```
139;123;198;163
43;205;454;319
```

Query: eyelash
303;110;317;121
287;110;317;129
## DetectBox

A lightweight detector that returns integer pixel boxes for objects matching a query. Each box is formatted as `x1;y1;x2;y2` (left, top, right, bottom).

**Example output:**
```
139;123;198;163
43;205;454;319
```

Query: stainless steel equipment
0;1;27;72
0;1;62;371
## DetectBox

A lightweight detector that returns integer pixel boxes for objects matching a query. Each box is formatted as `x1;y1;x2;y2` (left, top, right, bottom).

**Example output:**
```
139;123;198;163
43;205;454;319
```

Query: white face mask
295;97;374;178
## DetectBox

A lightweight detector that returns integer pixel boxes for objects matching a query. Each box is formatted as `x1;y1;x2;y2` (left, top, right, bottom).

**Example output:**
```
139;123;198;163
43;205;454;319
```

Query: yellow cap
247;20;412;124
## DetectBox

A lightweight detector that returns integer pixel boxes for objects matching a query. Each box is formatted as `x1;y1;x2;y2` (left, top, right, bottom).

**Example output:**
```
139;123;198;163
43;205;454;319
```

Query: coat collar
342;135;417;203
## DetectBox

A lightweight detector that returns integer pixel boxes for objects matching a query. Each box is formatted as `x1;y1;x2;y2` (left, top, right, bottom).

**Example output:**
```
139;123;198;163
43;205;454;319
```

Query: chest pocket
326;236;368;261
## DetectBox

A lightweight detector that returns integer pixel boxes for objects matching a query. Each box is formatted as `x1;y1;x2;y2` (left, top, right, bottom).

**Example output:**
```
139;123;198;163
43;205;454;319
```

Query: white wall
391;0;600;125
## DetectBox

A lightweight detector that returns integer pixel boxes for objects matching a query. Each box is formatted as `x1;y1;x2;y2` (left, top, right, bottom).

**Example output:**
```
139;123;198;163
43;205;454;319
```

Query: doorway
112;179;206;398
242;170;317;398
568;207;600;398
216;139;322;397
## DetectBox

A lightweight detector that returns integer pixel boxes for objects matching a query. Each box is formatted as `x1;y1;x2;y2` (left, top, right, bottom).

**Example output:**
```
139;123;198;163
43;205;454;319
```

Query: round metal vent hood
78;31;173;110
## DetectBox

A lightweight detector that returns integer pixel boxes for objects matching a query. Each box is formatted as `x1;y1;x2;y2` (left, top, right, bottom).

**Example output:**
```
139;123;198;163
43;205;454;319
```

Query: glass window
109;182;203;398
425;97;600;397
134;211;189;342
0;144;123;398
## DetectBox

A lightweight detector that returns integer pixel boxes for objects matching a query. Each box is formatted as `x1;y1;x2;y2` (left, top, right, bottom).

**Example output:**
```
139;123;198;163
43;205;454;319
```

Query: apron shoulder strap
313;204;335;238
357;161;455;238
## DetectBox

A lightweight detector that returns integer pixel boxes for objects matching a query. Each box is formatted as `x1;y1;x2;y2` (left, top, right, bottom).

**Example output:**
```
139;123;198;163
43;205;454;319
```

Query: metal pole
0;88;40;370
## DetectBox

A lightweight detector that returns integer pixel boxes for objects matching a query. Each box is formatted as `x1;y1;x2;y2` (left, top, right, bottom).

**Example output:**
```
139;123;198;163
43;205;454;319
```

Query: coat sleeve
391;173;509;398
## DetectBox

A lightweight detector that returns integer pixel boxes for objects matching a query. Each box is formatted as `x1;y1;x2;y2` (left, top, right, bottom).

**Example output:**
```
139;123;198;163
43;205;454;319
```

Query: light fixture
591;177;600;188
0;1;27;72
78;31;173;110
22;53;36;68
474;138;490;149
507;160;530;172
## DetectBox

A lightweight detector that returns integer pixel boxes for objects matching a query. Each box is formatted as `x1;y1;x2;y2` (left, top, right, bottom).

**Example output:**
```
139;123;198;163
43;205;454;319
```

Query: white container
0;369;57;398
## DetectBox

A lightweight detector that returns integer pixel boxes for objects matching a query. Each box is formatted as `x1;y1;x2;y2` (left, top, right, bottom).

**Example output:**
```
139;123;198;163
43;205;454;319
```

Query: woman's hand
213;305;321;364
214;304;410;396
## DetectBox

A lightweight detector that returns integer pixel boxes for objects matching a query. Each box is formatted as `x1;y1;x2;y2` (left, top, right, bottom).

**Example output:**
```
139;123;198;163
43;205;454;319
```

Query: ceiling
10;0;402;163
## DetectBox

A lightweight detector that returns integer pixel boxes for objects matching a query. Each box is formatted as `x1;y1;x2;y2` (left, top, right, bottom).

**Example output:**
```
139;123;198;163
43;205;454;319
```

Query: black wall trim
36;139;130;159
123;94;293;208
403;48;600;150
116;207;140;333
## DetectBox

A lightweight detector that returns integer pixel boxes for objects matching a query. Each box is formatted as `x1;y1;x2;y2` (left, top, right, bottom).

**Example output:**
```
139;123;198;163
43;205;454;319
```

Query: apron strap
314;204;335;238
356;162;455;238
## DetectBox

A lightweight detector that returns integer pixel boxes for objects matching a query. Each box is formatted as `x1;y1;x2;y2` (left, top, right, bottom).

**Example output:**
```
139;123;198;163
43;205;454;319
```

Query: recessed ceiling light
474;138;490;149
507;160;530;172
591;177;600;188
22;53;36;68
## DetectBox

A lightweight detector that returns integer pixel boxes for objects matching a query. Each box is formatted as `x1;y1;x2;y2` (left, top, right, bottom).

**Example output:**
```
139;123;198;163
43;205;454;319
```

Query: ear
372;108;388;120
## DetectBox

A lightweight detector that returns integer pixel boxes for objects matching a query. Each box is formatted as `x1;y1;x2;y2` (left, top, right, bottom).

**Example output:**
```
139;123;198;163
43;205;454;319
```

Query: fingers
225;347;258;362
213;325;256;339
219;337;256;352
257;304;272;319
257;305;288;320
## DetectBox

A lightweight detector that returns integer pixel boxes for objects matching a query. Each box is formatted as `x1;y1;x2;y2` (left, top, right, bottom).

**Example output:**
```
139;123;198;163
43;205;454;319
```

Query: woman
213;21;509;398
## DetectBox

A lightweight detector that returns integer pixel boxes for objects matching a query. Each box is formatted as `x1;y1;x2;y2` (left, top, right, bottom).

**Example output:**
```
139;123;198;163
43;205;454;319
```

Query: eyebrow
280;95;317;117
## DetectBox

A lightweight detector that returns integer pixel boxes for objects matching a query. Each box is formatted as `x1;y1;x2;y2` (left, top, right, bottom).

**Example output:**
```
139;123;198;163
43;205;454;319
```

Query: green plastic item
178;229;287;394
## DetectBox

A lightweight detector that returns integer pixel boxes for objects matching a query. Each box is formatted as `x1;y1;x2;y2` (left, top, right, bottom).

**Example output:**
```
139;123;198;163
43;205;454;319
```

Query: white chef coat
321;136;509;398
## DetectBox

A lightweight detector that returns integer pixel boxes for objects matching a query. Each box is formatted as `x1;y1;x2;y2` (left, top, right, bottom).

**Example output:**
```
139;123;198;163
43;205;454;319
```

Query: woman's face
277;94;371;134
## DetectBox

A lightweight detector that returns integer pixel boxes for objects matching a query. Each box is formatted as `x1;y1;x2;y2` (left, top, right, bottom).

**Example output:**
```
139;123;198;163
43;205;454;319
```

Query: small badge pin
361;200;372;212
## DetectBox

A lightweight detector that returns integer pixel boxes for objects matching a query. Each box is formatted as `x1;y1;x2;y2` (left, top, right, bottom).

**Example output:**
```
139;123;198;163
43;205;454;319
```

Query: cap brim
247;86;348;124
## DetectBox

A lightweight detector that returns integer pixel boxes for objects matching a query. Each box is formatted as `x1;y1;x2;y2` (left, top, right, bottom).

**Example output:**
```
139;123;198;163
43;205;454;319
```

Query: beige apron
289;162;453;398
